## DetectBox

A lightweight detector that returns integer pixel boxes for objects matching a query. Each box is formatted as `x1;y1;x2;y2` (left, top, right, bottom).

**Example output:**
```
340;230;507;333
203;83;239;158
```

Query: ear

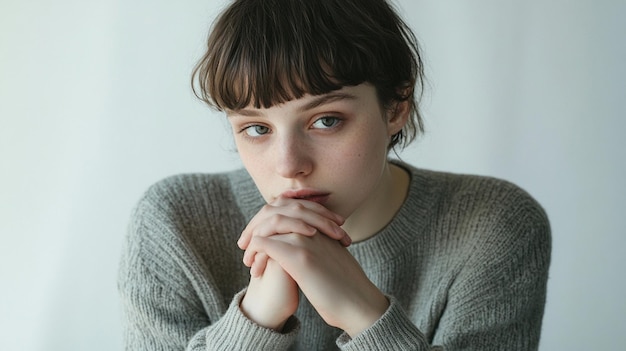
386;99;410;137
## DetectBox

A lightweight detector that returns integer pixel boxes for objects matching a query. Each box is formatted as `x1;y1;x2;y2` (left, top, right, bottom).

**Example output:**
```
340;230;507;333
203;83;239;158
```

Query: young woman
118;0;551;350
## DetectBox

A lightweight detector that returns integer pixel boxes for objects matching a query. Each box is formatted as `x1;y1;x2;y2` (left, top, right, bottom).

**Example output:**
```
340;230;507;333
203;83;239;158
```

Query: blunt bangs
193;0;346;110
192;0;425;148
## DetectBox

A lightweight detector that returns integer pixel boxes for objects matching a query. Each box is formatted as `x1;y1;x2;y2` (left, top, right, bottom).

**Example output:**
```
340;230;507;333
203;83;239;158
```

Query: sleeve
117;182;300;351
118;258;300;351
337;186;551;351
190;290;300;350
336;296;442;350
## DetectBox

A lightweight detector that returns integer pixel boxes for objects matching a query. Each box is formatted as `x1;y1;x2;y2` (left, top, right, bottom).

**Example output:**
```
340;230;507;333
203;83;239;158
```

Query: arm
119;257;300;351
342;189;551;350
119;259;300;351
240;198;431;348
337;208;550;350
245;190;551;350
118;186;301;351
245;232;390;338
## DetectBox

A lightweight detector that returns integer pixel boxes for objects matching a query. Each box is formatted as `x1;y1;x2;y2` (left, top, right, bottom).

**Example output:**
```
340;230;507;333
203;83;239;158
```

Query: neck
342;162;410;242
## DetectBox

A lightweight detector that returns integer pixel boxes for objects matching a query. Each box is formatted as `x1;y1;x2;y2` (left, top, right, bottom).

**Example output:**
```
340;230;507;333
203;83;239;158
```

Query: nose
274;133;313;179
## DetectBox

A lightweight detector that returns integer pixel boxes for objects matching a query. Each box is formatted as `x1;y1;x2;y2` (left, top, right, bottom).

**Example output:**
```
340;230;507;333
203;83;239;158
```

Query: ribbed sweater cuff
336;295;429;350
204;289;300;350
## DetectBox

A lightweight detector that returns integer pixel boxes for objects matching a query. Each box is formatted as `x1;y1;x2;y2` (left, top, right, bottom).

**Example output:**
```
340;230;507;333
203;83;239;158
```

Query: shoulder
415;166;547;220
404;167;552;291
120;169;254;286
138;171;235;210
405;165;551;251
131;169;251;224
413;166;535;203
124;169;254;261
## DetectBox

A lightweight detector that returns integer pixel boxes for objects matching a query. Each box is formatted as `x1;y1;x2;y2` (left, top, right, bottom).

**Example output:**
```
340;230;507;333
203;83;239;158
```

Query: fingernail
342;234;352;246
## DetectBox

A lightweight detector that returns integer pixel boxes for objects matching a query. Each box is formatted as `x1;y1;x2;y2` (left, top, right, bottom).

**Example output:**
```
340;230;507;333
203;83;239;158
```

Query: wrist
240;291;289;331
342;290;389;337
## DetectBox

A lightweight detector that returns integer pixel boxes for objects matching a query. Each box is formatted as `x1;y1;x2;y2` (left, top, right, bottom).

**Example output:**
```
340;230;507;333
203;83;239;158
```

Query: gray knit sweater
118;163;551;350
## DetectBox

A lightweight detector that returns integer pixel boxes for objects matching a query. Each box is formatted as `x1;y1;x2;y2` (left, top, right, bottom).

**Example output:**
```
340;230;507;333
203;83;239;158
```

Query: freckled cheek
242;160;275;202
238;148;271;185
335;149;380;182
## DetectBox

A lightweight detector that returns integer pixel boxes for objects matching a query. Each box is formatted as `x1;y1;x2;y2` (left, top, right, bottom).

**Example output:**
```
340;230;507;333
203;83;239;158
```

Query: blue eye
312;116;341;129
243;125;270;137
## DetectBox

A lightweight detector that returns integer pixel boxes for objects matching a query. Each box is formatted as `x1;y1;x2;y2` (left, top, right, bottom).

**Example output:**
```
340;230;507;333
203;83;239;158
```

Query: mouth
281;189;330;205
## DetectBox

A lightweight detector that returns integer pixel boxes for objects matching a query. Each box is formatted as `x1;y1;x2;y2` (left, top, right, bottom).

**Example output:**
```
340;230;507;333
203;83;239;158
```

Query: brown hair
192;0;425;150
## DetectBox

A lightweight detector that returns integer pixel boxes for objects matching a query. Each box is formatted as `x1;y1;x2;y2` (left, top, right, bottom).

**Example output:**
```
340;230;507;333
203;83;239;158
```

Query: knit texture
118;163;551;350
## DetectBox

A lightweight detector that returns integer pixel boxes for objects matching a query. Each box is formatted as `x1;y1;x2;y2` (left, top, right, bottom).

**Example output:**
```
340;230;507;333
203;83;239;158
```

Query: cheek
351;128;389;165
331;123;388;168
237;145;273;198
236;139;268;171
330;133;389;185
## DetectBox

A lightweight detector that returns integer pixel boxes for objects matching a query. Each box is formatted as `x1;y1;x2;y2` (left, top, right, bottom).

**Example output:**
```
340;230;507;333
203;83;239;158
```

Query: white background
1;0;624;349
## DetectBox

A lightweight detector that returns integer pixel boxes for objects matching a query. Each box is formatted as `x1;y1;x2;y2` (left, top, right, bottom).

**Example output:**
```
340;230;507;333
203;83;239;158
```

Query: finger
309;217;348;244
239;215;317;249
246;234;312;284
240;220;347;250
271;201;348;242
250;252;269;278
237;233;250;250
238;198;346;249
238;203;317;249
339;234;352;247
277;200;347;242
243;247;256;267
273;197;345;225
247;235;294;268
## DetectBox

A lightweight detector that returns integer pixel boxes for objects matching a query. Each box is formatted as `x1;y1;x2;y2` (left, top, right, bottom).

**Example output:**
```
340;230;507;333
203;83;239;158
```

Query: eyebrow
298;92;358;112
228;92;358;117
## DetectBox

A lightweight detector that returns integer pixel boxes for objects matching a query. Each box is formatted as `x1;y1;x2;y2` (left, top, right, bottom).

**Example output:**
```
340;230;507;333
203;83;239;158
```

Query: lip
280;189;330;205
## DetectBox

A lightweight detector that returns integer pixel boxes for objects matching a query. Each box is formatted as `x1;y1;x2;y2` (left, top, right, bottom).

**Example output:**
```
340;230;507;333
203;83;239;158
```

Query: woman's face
227;83;407;219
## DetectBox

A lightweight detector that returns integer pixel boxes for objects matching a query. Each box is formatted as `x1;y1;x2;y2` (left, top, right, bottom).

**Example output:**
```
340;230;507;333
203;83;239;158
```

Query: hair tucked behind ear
192;0;425;150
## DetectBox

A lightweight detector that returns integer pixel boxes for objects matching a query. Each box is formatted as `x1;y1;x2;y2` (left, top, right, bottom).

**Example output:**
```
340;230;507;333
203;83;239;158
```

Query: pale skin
227;83;411;337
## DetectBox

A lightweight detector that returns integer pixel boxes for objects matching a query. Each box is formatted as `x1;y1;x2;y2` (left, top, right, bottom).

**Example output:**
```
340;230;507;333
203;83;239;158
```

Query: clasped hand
238;197;389;337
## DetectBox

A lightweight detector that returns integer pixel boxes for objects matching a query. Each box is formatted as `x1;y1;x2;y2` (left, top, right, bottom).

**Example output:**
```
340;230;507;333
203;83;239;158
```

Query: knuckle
268;214;286;227
288;201;306;212
272;197;287;205
249;226;263;237
262;203;278;212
